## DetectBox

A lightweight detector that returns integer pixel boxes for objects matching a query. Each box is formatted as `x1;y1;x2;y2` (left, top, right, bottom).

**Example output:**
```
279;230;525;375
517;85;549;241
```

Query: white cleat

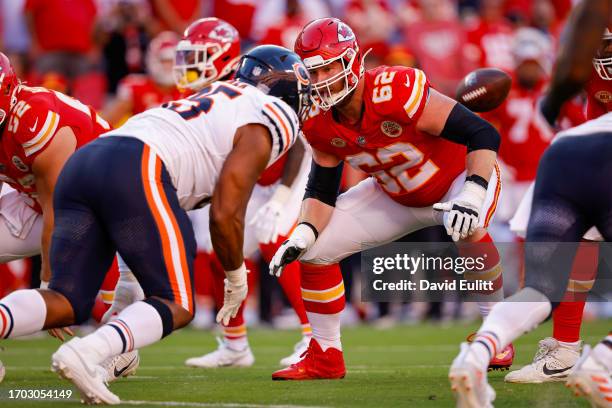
505;337;580;383
51;338;120;405
566;345;612;408
0;360;5;383
185;338;254;368
280;337;310;367
101;350;140;383
449;342;495;408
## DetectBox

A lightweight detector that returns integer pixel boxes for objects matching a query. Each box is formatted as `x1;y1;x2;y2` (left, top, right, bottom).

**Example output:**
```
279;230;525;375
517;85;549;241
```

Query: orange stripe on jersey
141;145;189;311
23;111;60;156
484;163;501;227
403;70;426;119
265;103;291;152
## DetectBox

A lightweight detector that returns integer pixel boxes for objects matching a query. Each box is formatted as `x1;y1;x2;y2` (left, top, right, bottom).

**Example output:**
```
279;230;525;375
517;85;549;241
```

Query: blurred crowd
2;0;610;328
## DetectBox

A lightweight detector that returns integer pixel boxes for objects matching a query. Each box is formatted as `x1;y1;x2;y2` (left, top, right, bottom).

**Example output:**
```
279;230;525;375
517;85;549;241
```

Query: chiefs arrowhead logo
595;90;612;104
12;156;28;172
337;23;355;43
381;121;402;137
209;23;237;43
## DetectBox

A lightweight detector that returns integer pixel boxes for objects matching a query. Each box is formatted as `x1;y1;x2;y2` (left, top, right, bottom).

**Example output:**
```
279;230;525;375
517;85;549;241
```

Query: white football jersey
103;80;300;210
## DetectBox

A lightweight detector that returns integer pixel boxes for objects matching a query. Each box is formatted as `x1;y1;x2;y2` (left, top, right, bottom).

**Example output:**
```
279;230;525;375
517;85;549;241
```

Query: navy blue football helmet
235;45;311;122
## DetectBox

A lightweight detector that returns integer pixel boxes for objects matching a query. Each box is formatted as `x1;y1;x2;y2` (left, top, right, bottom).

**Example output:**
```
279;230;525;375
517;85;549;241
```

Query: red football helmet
0;53;18;126
593;28;612;80
147;31;180;87
294;18;367;110
174;17;241;91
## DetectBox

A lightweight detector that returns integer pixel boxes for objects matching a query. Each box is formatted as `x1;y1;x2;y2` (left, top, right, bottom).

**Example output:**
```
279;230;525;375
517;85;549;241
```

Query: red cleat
272;338;346;381
467;333;515;371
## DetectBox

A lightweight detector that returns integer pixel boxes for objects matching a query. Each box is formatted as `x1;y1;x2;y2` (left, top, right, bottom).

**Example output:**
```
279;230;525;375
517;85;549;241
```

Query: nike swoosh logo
29;118;38;133
542;364;573;376
405;75;411;88
113;356;138;377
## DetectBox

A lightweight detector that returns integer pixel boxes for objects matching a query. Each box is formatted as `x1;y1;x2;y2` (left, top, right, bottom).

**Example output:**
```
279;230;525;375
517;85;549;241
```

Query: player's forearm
543;0;610;123
466;149;496;183
298;198;335;235
209;211;245;271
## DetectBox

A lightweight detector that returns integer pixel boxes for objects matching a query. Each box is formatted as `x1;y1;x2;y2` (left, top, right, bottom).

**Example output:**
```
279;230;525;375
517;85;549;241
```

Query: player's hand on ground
269;223;317;277
48;327;74;342
433;179;487;241
216;266;248;326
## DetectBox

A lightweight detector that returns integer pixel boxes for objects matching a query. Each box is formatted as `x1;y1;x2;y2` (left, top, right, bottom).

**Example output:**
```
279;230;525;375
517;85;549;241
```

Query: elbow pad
303;160;344;207
440;103;500;153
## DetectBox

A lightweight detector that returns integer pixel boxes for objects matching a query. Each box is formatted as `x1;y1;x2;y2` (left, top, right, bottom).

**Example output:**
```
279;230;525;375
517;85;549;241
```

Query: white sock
593;334;612;372
307;311;342;351
558;340;581;349
469;288;551;370
225;336;248;351
0;290;46;338
77;301;164;364
476;301;497;317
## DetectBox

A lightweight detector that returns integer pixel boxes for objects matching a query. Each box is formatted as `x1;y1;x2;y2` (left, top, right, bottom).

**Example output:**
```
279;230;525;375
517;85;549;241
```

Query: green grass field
0;319;609;407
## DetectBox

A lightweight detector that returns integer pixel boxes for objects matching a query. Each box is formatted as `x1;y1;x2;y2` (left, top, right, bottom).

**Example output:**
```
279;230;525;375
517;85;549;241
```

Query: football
455;68;512;112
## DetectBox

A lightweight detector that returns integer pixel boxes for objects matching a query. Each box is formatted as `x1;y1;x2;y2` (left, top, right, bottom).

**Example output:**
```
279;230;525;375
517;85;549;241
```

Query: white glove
216;264;248;326
251;185;291;244
101;270;145;323
269;223;317;277
433;179;487;242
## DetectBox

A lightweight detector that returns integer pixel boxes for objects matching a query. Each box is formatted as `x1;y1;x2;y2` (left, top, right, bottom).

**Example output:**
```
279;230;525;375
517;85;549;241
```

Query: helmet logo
337;23;355;43
209;23;236;43
595;90;612;104
292;63;310;86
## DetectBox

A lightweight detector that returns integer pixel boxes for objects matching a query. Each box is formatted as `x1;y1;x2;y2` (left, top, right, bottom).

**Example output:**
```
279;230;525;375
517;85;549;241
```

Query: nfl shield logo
357;136;366;145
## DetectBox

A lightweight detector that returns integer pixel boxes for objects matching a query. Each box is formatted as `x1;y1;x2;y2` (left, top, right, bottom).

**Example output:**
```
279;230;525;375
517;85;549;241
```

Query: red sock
552;241;597;342
260;235;310;332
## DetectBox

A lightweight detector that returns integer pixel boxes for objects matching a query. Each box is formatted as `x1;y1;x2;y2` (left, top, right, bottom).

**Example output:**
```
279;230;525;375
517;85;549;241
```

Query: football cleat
467;332;514;371
449;342;495;408
505;337;580;383
101;350;140;383
566;345;612;408
272;338;346;381
0;359;5;383
185;337;254;368
51;337;120;405
280;336;311;367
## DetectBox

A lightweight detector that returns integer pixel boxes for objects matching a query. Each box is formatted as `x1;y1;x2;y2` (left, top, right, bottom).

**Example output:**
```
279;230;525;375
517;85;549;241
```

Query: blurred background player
102;31;182;127
269;17;509;380
504;25;612;385
170;17;312;368
0;52;138;384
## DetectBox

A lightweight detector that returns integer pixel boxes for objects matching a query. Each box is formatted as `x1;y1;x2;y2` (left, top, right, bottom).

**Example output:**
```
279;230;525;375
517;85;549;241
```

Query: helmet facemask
173;40;238;91
593;31;612;80
304;47;360;111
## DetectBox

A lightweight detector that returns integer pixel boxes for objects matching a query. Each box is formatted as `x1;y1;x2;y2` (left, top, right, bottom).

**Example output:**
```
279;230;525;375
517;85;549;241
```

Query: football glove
251;185;291;244
269;223;317;277
216;264;248;326
433;179;487;241
101;270;145;323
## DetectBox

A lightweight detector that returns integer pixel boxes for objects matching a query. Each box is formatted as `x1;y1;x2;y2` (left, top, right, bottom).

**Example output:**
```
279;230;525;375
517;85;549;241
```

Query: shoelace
533;338;558;362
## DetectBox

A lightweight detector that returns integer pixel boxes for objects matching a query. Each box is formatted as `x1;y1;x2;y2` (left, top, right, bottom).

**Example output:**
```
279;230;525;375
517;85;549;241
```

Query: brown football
455;68;512;112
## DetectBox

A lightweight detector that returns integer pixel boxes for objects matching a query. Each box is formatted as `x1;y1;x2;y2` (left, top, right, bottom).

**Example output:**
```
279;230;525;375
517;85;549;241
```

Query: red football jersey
117;74;183;115
0;85;110;212
302;65;466;207
585;67;612;120
465;20;514;71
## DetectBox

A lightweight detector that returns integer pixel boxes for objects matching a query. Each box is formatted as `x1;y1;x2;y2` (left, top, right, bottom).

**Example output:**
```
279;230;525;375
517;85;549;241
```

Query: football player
450;0;611;406
102;31;183;127
269;17;509;380
0;45;310;404
172;17;312;368
504;27;612;385
0;52;138;383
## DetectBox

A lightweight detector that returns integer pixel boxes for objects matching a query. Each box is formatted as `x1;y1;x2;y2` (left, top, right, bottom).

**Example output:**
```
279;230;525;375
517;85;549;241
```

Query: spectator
151;0;203;34
23;0;105;107
401;0;476;96
96;0;159;93
257;0;311;49
0;0;31;79
251;0;329;44
344;0;395;60
464;0;514;70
